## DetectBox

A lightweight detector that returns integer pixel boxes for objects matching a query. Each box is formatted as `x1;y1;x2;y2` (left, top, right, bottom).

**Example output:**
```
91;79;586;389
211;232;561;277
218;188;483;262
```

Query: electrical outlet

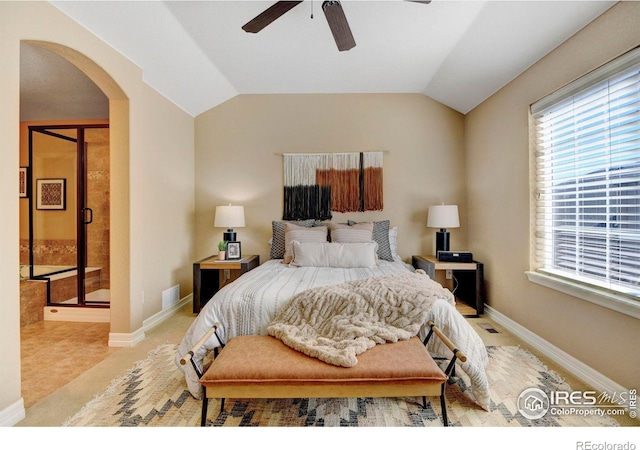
446;269;453;279
224;269;230;280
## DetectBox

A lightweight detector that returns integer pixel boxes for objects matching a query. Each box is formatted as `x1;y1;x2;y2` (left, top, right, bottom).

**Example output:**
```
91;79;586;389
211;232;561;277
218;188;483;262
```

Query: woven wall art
283;152;383;220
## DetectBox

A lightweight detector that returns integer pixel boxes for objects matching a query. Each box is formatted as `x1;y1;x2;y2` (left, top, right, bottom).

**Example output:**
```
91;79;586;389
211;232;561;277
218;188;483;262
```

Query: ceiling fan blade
242;1;304;34
322;1;355;52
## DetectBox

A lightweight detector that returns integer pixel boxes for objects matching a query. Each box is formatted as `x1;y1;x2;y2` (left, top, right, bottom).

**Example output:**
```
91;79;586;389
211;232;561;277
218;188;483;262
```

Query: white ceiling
23;1;616;119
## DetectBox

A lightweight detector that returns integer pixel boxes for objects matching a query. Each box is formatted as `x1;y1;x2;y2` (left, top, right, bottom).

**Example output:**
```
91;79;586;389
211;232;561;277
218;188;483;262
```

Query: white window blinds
531;47;640;299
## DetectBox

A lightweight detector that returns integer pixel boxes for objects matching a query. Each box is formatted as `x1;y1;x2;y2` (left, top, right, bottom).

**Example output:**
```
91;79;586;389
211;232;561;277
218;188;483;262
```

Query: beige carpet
62;343;621;427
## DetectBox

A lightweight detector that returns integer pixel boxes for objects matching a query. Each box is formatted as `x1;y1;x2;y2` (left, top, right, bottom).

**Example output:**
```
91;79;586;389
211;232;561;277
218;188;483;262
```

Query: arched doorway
20;40;130;341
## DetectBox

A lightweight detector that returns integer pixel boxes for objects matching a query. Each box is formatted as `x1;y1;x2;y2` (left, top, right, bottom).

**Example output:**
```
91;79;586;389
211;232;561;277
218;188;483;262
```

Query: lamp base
435;230;450;255
223;229;236;242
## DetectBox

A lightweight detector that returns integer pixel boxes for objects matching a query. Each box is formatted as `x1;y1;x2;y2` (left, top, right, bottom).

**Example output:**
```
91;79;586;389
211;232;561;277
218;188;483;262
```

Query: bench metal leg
440;395;448;426
201;396;209;427
201;396;227;426
423;393;448;426
440;384;449;426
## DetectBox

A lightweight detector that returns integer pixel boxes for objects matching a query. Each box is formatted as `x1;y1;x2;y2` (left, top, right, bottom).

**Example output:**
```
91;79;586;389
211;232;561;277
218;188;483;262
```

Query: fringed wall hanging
283;151;384;220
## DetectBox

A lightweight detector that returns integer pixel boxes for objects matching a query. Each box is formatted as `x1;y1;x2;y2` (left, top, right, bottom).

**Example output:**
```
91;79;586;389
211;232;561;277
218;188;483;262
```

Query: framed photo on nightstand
226;241;241;260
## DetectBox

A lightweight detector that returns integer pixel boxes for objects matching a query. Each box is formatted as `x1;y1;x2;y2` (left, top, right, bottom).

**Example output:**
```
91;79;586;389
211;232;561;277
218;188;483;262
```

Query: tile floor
17;303;195;426
20;320;118;409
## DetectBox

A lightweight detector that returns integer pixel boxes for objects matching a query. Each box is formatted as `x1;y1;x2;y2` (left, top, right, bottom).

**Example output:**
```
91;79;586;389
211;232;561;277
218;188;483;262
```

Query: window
531;47;640;305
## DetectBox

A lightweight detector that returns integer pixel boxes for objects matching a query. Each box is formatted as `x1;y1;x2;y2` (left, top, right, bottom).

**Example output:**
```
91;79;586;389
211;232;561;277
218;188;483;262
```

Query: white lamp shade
427;205;460;229
214;204;245;228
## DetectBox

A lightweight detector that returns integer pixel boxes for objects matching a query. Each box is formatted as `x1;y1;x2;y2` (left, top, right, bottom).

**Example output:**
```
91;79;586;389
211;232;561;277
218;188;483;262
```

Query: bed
175;220;492;411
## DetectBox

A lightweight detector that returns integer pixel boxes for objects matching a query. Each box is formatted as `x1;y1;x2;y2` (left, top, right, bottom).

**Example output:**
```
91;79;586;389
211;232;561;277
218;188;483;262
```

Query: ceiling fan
242;1;431;52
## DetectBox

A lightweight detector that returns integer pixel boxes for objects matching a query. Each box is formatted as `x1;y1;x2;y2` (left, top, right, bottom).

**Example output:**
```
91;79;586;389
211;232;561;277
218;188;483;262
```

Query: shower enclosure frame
28;123;109;308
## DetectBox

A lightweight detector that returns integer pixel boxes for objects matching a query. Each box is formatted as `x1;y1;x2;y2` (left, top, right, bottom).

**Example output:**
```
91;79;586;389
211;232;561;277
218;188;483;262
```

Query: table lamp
427;204;459;255
214;204;245;242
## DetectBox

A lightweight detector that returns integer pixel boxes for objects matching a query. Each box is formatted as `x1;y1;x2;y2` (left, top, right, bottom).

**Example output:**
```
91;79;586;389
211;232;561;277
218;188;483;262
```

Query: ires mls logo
517;387;550;420
517;387;637;420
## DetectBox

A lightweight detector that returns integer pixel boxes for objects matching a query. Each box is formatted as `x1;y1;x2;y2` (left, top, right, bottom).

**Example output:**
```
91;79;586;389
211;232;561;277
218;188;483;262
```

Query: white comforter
175;259;491;410
267;270;456;367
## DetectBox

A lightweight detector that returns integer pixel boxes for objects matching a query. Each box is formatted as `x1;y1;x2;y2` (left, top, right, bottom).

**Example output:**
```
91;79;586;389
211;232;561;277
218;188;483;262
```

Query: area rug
62;343;620;427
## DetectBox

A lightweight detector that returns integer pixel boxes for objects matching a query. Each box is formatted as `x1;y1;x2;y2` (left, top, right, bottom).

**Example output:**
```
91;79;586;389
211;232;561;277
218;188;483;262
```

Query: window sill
525;271;640;320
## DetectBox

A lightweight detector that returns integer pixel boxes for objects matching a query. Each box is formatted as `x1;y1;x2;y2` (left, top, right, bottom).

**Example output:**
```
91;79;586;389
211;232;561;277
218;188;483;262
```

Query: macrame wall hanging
283;151;384;220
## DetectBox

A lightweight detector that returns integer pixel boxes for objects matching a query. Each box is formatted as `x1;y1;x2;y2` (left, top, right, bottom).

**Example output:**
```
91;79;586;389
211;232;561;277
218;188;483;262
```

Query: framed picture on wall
36;178;66;210
19;167;28;198
226;241;241;260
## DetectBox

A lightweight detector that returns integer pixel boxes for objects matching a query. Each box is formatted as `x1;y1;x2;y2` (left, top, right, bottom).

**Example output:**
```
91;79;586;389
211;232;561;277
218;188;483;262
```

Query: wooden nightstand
192;254;260;313
412;255;485;316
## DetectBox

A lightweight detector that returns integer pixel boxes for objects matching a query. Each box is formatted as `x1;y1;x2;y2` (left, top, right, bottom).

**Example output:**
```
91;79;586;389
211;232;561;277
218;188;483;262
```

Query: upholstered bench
181;321;465;427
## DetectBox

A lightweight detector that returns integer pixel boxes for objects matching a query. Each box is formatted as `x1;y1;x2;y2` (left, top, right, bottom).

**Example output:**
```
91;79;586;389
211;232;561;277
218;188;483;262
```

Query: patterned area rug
62;343;620;427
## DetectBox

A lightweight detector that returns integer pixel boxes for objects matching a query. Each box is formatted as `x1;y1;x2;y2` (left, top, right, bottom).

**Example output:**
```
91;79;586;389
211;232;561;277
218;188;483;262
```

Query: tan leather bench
181;321;465;426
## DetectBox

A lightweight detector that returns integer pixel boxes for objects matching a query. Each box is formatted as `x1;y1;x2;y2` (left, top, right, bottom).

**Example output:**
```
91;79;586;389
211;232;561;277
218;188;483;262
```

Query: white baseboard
107;294;192;347
143;294;191;331
484;305;630;397
0;398;25;427
108;328;146;347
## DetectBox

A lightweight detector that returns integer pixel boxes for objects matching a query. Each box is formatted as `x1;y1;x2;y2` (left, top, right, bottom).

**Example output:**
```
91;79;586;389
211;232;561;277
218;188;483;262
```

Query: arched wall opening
22;41;131;336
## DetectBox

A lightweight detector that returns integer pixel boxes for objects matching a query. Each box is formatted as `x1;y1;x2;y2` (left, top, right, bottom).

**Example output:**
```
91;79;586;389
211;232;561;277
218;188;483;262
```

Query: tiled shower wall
20;239;77;266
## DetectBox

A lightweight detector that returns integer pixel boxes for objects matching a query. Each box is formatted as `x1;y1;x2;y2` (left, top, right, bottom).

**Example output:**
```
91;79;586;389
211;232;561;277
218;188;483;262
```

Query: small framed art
36;178;66;210
19;167;28;198
226;241;241;260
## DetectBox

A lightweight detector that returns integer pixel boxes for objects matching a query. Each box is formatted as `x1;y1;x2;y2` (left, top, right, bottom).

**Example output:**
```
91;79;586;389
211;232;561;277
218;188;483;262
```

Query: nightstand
412;255;485;316
192;254;260;313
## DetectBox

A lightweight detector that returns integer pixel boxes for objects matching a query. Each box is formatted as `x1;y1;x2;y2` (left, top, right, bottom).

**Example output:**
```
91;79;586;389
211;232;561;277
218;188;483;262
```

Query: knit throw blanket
267;270;455;367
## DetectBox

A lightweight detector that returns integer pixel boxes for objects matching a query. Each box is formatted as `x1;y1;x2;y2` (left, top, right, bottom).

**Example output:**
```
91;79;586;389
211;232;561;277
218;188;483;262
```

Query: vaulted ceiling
21;1;616;120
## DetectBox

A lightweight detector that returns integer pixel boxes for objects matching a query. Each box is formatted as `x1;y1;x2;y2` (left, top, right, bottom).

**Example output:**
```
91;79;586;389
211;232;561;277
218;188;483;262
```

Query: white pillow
290;241;379;268
389;227;398;259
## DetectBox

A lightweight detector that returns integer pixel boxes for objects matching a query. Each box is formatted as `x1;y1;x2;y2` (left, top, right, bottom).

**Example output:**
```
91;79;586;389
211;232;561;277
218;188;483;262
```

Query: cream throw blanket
267;270;455;367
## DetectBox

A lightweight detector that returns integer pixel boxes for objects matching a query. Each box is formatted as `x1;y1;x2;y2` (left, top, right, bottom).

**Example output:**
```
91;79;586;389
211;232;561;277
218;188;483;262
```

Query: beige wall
0;1;195;423
195;94;467;264
465;1;640;389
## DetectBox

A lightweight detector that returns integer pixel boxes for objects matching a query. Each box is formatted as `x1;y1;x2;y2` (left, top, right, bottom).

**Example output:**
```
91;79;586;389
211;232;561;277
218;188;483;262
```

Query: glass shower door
30;127;80;305
30;124;110;307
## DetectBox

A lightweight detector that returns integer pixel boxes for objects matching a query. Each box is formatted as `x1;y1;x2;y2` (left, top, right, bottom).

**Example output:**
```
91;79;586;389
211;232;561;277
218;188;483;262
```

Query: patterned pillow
348;220;393;261
283;223;329;264
330;222;374;243
270;220;315;259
